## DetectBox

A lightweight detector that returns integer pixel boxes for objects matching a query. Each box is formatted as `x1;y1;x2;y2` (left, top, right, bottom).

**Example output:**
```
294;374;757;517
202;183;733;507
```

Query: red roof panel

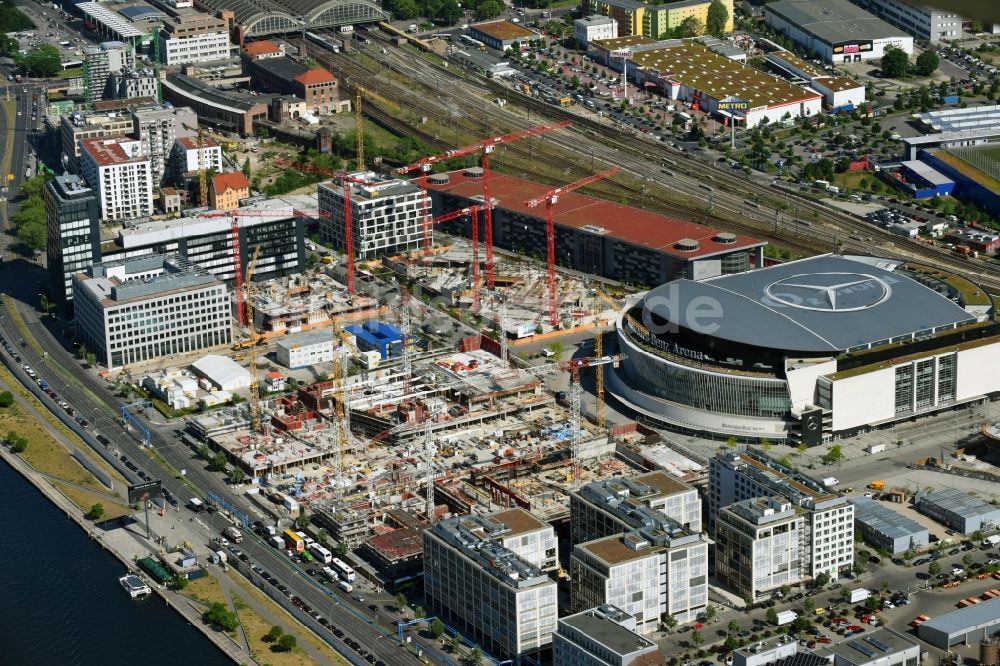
419;170;764;259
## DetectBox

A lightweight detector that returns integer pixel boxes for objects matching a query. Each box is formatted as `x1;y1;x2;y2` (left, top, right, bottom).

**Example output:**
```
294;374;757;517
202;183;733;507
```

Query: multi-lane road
0;89;435;664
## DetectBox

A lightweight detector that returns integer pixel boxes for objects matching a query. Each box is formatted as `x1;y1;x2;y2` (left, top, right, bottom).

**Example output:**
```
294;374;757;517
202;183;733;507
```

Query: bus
460;35;486;51
331;557;356;582
283;529;304;553
310;544;333;564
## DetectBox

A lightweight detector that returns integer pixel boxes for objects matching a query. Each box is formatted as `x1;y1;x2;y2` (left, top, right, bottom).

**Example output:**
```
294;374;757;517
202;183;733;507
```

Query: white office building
72;255;231;370
857;0;961;41
159;11;232;65
490;508;559;572
424;513;558;660
709;449;854;580
553;605;662;666
318;172;430;260
571;528;710;635
574;15;618;46
571;471;701;547
275;331;335;369
714;496;804;601
80;137;154;222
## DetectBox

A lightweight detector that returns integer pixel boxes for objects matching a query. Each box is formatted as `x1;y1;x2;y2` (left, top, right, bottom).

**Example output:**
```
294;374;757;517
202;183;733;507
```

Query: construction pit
386;239;622;337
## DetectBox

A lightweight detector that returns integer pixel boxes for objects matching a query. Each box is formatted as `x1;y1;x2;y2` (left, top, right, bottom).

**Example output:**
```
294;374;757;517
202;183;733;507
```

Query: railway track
301;32;1000;291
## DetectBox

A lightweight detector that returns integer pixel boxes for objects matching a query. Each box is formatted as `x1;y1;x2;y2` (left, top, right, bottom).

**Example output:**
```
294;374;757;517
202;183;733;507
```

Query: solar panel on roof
864;637;890;652
848;641;876;657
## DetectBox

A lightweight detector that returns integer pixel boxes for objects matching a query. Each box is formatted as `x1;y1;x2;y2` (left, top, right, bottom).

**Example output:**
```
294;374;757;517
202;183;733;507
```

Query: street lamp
371;633;389;663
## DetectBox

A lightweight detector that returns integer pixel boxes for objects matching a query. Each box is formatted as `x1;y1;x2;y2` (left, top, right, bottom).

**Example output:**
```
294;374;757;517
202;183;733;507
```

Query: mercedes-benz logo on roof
763;272;891;312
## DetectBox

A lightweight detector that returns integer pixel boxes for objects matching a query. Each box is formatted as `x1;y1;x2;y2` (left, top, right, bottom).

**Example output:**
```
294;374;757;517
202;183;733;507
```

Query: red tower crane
272;158;368;296
525;167;620;327
393;121;573;289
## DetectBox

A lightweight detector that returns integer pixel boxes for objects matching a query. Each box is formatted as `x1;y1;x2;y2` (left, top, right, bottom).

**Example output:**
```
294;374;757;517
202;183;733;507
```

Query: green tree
804;597;815;613
278;633;297;651
676;15;703;37
86;503;105;520
726;436;738;449
728;619;740;634
8;431;28;453
241;158;252;179
437;0;462;25
914;50;939;76
210;451;228;472
692;629;704;646
450;634;462;653
972;530;985;542
390;0;419;19
766;607;778;625
335;542;348;556
229;467;247;485
823;444;844;464
881;46;908;78
171;573;189;590
704;604;716;622
852;561;865;578
204;602;239;631
430;617;446;639
295;511;310;530
266;625;284;642
415;605;426;619
15;44;61;77
0;391;13;408
475;0;503;20
664;615;678;632
963;553;974;567
864;596;880;612
468;645;483;664
814;572;830;588
396;592;408;612
706;0;729;37
546;341;566;361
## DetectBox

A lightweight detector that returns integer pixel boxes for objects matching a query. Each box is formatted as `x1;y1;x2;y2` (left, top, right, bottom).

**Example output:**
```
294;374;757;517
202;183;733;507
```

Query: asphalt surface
0;84;436;664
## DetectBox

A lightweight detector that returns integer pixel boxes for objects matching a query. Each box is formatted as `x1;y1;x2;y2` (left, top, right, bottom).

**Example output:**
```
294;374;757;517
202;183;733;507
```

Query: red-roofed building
210;172;251;210
419;169;766;287
80;137;154;221
241;39;282;61
244;56;345;114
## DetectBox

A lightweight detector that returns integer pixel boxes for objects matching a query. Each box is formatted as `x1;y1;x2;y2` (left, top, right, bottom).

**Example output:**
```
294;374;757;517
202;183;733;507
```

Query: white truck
849;588;870;604
776;610;798;626
223;525;243;543
822;477;839;487
338;580;353;593
982;535;1000;548
269;535;284;549
322;566;338;582
188;497;205;512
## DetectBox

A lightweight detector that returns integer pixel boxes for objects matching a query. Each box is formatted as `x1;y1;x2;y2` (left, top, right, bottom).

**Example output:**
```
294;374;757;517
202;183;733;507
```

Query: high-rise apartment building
45;175;100;305
80;137;154;222
72;255;231;369
83;41;135;102
553;605;663;666
171;136;223;181
424;513;558;659
318;173;430;260
709;449;854;580
61;109;140;168
132;106;198;185
714;496;804;601
571;471;701;546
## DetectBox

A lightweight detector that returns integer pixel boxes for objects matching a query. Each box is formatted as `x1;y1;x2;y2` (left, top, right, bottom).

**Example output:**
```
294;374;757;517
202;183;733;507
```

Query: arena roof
765;0;906;45
193;0;387;36
419;170;765;261
642;255;977;353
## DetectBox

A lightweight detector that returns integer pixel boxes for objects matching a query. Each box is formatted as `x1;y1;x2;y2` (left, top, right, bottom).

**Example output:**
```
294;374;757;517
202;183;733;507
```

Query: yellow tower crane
197;127;209;207
592;286;623;430
351;86;397;171
330;321;361;498
244;245;262;433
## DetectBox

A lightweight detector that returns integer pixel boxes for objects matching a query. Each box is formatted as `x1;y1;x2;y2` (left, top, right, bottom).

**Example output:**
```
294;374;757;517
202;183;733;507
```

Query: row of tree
13;174;50;251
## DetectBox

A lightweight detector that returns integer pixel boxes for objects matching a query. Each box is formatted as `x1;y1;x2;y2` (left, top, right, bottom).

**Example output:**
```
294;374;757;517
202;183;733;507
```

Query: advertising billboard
128;480;162;505
800;409;824;447
832;40;872;55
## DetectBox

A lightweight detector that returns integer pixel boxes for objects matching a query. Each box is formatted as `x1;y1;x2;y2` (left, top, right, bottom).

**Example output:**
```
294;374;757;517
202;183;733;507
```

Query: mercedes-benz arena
608;255;1000;443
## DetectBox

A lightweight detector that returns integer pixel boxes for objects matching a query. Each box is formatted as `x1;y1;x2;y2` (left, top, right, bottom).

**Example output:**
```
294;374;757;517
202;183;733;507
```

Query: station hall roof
193;0;387;37
641;255;977;353
419;169;764;261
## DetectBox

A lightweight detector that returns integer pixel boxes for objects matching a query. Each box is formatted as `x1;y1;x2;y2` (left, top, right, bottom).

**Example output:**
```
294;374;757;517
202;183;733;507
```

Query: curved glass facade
619;320;792;419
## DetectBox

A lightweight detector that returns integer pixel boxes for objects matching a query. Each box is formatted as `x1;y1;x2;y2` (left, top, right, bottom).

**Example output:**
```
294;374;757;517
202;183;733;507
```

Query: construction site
170;118;715;586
